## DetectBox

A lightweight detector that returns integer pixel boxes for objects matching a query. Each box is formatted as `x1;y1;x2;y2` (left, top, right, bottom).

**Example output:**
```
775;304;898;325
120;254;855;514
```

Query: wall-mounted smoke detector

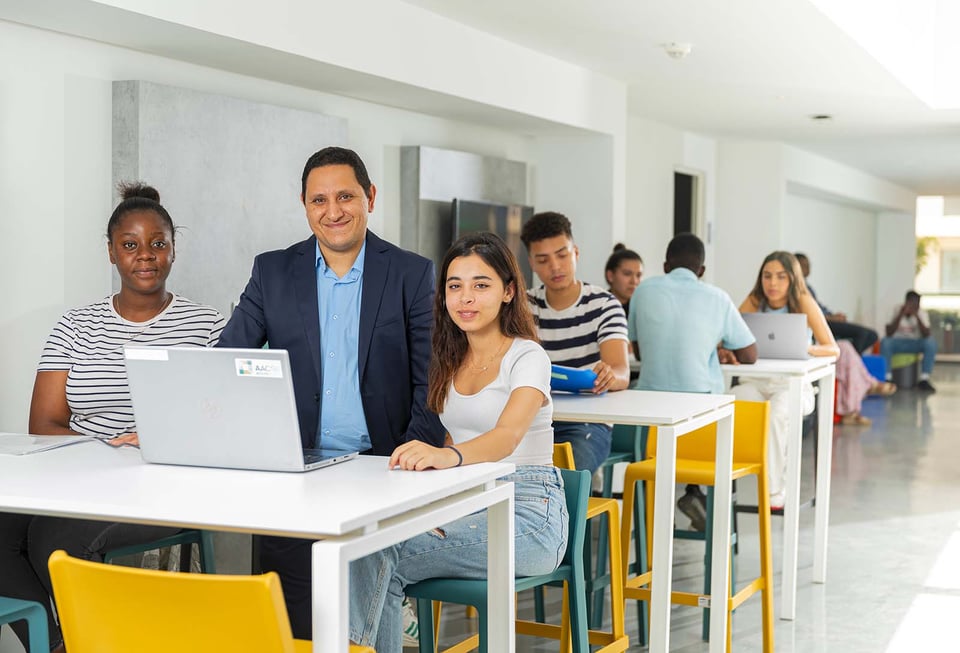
661;42;693;59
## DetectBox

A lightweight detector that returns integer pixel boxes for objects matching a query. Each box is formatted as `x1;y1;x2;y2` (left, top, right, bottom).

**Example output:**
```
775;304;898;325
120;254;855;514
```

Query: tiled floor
434;364;960;651
3;366;958;652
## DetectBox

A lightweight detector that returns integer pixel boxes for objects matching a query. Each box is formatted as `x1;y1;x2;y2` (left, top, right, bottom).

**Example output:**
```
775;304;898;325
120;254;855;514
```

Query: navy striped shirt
528;282;628;369
37;294;225;437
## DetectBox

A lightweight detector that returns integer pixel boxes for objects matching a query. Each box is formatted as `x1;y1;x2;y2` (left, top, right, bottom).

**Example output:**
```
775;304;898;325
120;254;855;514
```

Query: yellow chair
550;442;630;653
619;400;775;652
47;550;374;653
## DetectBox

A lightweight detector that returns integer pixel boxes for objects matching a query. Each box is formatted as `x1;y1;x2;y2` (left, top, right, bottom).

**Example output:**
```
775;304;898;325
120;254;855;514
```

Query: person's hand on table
717;347;739;365
107;432;139;448
389;440;460;471
591;361;616;394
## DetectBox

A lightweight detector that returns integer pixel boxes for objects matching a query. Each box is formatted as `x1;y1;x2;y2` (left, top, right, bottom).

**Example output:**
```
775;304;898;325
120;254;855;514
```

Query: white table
553;390;735;653
721;356;836;621
0;444;516;653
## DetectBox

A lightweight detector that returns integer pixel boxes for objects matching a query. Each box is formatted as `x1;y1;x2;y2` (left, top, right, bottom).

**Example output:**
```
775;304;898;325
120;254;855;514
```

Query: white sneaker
401;596;419;647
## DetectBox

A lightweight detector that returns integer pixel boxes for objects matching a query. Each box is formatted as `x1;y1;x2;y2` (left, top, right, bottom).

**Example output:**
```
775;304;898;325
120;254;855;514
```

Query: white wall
714;141;917;312
0;20;539;431
714;141;786;301
876;210;919;326
623;117;718;283
783;193;878;326
533;134;616;287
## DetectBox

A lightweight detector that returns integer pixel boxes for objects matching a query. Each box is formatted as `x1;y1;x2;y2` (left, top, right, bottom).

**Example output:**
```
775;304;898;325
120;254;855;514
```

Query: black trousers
257;535;315;640
0;512;178;651
828;320;878;354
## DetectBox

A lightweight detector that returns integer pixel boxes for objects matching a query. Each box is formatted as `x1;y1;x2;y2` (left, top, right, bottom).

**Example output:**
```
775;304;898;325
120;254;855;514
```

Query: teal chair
538;426;647;633
0;596;49;653
587;424;644;627
407;468;591;653
103;529;216;573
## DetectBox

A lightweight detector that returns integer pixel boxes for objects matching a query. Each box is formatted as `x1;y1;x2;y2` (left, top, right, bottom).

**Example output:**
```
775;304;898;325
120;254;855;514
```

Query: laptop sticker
235;358;283;378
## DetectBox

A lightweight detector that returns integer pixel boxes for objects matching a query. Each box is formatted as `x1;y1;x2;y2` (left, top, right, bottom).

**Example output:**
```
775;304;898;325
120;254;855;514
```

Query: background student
0;184;224;653
795;252;879;354
628;233;756;529
881;290;938;392
521;212;630;474
734;251;838;508
604;243;643;313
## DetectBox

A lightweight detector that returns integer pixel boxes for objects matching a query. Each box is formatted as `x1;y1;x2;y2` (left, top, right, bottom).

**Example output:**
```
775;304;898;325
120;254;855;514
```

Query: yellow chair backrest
553;442;576;470
646;400;769;465
48;550;299;653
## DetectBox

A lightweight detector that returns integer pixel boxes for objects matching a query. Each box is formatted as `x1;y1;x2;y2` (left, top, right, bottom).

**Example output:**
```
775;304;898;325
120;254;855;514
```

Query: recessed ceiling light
810;114;833;122
661;42;692;59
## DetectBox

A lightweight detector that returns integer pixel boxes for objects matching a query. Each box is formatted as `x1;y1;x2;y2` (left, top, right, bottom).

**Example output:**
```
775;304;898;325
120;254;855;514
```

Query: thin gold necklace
113;293;172;340
467;336;509;372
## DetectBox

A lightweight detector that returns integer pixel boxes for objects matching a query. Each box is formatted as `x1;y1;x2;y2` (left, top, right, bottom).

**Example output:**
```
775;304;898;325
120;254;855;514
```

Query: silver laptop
742;313;811;360
124;346;358;472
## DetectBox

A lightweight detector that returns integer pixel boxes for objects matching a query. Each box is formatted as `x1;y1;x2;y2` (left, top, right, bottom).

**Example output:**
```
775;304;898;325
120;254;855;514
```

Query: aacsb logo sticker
235;358;283;378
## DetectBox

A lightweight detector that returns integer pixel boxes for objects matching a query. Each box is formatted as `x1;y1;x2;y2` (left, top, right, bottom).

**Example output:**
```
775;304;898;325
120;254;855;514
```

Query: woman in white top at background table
733;251;839;509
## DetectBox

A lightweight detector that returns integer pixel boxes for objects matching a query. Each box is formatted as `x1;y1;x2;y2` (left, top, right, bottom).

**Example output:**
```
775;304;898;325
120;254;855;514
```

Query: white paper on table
0;433;95;455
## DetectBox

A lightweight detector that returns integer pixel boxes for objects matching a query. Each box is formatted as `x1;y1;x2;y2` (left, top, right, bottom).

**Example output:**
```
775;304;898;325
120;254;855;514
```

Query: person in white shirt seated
881;290;938;392
348;231;568;652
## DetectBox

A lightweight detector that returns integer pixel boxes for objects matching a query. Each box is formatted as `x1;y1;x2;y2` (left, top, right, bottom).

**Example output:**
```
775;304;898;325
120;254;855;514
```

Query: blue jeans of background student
880;336;938;375
349;466;568;653
552;421;613;474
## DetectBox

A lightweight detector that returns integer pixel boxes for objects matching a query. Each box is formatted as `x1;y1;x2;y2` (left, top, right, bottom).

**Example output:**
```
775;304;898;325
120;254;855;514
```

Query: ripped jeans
349;466;568;652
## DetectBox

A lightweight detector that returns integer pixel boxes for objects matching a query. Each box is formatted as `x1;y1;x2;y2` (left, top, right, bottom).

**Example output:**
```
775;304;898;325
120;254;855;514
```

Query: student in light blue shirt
628;233;757;395
627;233;756;529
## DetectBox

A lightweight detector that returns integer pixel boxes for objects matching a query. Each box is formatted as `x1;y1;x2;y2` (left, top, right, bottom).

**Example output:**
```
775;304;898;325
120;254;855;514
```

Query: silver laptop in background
741;312;811;360
124;346;358;472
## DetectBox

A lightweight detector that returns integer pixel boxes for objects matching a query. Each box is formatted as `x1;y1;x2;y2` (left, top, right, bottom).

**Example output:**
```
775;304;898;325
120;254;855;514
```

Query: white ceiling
401;0;960;195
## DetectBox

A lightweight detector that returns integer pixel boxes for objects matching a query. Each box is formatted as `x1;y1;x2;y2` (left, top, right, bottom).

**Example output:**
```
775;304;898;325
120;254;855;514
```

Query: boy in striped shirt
521;212;630;474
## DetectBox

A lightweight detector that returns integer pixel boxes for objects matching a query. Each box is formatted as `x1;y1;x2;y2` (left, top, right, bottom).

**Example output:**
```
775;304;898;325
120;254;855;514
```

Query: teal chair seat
0;596;49;653
407;468;591;653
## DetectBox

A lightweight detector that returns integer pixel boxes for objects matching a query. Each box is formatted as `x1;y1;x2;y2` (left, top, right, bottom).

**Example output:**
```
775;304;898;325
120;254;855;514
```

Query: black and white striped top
528;282;628;369
37;294;225;437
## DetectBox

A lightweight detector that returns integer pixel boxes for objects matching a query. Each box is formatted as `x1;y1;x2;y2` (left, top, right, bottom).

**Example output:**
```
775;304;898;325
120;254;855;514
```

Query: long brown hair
748;250;808;314
427;232;538;413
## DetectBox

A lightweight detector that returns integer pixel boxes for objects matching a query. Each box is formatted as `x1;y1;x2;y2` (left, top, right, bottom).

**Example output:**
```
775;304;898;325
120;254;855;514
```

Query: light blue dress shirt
316;241;370;451
628;267;755;394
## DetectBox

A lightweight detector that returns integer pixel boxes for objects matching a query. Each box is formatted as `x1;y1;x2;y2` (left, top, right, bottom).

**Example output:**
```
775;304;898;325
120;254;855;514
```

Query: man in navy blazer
218;147;444;637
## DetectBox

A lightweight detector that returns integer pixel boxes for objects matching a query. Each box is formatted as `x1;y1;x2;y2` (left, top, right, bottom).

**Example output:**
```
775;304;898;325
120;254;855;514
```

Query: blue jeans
349;466;568;652
880;336;937;376
552;421;613;474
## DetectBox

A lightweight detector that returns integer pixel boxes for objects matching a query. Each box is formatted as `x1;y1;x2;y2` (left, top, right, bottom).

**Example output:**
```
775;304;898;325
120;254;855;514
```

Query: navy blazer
218;231;445;454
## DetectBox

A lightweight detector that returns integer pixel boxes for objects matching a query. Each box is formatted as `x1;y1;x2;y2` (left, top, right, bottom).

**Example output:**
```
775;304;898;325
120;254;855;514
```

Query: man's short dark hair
906;290;921;302
301;147;373;199
665;232;705;271
520;211;573;249
794;252;808;264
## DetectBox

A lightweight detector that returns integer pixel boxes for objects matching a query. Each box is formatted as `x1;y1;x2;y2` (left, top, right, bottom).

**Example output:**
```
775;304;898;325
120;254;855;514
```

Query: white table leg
486;481;516;653
709;410;734;653
781;376;804;620
648;427;679;652
813;368;835;583
312;539;349;652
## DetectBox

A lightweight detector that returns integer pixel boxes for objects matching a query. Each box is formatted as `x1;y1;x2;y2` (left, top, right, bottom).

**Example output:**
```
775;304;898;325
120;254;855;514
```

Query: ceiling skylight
809;0;960;109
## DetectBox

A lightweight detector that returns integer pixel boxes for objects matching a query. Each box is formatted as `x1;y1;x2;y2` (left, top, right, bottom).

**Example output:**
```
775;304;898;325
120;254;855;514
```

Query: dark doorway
674;171;696;235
